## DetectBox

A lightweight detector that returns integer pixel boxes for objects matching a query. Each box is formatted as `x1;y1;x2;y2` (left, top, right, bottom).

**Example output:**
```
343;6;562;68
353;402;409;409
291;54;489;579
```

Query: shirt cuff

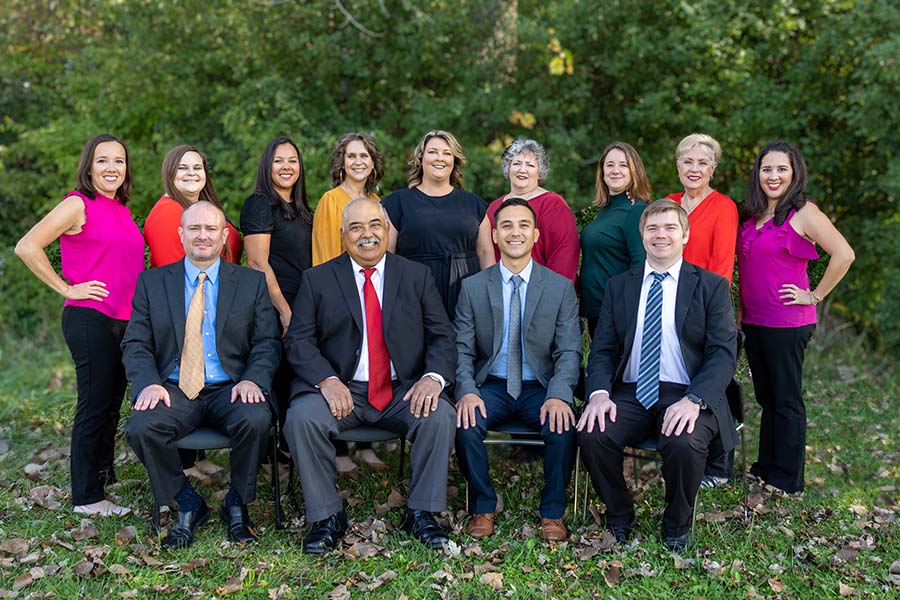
424;372;447;389
589;389;610;403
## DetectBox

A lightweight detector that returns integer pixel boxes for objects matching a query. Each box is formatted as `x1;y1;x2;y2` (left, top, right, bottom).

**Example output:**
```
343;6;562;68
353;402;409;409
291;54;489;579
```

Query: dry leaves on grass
214;567;249;595
0;539;30;556
70;521;99;541
326;584;350;600
28;485;63;510
838;582;860;596
479;571;503;590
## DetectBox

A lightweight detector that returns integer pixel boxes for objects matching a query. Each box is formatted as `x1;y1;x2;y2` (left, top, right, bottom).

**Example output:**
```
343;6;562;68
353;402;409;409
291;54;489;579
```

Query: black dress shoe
399;509;449;550
220;503;259;544
663;532;692;552
302;510;348;555
162;500;210;549
608;523;633;544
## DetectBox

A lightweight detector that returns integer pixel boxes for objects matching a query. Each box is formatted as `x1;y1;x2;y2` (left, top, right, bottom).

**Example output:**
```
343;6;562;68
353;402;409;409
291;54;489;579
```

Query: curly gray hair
501;139;550;182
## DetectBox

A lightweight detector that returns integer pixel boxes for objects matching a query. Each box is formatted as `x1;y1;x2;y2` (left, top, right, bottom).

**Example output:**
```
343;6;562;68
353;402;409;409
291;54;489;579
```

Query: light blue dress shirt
169;257;230;385
489;259;536;382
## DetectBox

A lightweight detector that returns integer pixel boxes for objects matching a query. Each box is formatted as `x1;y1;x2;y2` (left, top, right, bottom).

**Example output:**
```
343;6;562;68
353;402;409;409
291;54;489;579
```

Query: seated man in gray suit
283;198;457;554
455;198;581;541
123;201;280;549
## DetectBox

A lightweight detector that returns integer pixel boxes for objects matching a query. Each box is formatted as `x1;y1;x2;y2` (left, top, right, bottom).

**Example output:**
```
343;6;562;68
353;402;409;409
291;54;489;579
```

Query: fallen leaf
674;555;695;569
108;564;131;575
575;546;599;560
768;578;785;593
344;542;378;559
72;561;94;576
23;463;46;481
181;558;208;572
116;526;137;545
325;585;350;600
215;576;244;595
268;584;293;599
70;525;99;541
890;560;900;575
464;543;483;557
386;489;405;508
0;440;9;455
11;574;31;592
479;572;503;590
18;552;41;565
832;547;858;564
0;590;19;598
838;582;859;596
365;570;397;591
29;486;63;510
0;539;29;555
604;565;621;586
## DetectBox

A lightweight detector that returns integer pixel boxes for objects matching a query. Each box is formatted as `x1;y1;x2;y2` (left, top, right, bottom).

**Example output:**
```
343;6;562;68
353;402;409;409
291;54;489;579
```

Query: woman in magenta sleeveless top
737;141;854;494
15;134;145;517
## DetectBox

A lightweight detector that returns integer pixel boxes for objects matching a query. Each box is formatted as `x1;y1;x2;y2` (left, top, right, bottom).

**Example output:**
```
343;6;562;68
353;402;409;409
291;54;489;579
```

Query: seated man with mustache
283;197;457;554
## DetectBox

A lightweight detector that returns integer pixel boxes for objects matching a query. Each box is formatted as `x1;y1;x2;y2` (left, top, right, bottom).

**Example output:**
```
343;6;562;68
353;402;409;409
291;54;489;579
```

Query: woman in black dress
383;130;494;318
241;136;312;454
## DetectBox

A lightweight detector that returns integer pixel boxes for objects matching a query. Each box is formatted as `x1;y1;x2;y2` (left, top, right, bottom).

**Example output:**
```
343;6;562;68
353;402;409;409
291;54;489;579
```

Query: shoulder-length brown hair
592;141;652;207
329;132;385;196
161;144;223;210
75;133;133;204
407;130;466;189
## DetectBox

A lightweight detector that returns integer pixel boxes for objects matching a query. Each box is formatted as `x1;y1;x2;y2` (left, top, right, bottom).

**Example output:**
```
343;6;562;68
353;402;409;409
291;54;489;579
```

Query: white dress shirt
589;259;689;402
488;259;537;381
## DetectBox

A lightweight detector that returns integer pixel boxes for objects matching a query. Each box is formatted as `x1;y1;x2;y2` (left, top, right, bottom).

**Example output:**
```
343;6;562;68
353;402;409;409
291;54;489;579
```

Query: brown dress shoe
540;518;568;541
467;512;495;538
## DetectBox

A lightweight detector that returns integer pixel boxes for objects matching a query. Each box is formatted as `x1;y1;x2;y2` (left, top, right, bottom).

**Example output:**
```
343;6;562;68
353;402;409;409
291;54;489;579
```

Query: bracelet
810;291;822;305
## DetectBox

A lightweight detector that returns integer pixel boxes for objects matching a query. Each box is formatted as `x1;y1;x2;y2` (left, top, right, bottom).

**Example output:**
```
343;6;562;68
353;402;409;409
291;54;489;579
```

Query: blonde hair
407;130;467;188
675;133;721;164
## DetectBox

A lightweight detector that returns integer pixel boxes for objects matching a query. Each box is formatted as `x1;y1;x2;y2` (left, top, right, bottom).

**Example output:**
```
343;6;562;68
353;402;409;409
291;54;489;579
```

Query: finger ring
425;394;433;399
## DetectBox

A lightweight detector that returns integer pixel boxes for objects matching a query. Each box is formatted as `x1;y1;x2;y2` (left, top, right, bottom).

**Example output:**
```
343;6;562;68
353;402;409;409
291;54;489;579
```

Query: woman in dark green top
580;141;653;335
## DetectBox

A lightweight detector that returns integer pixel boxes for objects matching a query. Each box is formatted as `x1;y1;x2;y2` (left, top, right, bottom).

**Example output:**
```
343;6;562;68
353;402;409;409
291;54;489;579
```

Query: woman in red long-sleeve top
666;133;738;283
486;139;579;282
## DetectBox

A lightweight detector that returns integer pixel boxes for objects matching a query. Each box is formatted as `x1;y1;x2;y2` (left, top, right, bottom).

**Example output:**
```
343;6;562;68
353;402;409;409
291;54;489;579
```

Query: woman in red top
666;133;738;488
144;144;242;267
486;139;579;282
666;133;738;282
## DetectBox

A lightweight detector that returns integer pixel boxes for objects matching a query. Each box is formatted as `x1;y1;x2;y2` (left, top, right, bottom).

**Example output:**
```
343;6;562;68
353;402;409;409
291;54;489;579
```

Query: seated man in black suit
283;197;457;554
123;201;280;549
577;199;737;551
454;198;581;541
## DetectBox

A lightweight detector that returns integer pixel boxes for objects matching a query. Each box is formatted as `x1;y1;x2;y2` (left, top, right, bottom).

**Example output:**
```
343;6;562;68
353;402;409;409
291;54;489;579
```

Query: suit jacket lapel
336;254;363;332
216;261;237;342
622;268;644;355
487;266;504;358
675;262;698;337
381;253;402;330
523;264;544;335
167;263;186;351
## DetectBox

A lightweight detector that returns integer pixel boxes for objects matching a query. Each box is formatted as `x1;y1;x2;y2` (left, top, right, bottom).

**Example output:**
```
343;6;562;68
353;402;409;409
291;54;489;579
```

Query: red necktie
362;268;392;411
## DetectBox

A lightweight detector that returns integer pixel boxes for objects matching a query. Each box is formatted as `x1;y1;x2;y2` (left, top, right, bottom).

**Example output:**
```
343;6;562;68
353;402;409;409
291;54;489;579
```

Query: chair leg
740;428;748;520
398;437;407;479
572;446;580;521
152;504;162;534
269;423;284;530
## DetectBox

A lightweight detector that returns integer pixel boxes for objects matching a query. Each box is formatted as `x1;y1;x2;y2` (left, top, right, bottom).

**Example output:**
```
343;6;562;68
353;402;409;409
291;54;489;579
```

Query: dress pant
744;323;815;493
577;382;718;537
455;377;575;519
284;381;455;523
124;381;271;505
61;306;128;505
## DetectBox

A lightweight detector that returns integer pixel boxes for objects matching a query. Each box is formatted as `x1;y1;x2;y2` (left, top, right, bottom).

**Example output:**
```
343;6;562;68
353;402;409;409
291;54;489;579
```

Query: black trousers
124;381;271;505
577;382;718;537
61;306;128;505
744;323;815;493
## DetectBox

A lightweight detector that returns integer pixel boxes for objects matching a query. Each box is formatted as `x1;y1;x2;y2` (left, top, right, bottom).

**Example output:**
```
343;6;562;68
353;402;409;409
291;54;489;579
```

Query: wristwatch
686;393;707;410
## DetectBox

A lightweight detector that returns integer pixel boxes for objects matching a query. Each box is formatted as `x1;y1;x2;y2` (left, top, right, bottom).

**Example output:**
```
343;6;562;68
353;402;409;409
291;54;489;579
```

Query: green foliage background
1;0;897;351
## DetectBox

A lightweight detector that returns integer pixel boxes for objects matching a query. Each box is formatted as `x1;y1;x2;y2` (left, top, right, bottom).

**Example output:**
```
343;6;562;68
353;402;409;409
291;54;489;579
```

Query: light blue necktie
506;275;523;398
636;272;668;410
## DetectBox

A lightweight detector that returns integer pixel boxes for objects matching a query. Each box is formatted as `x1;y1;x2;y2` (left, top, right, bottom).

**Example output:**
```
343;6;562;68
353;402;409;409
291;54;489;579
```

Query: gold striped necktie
179;272;207;399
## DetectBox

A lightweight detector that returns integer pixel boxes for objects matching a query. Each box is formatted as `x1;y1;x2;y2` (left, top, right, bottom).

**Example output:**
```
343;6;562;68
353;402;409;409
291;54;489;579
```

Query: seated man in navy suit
454;198;581;541
123;201;280;549
577;199;737;551
283;198;457;554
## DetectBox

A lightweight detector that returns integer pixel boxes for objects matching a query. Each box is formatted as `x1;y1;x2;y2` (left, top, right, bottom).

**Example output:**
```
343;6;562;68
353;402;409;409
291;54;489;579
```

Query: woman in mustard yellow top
310;132;387;472
311;132;384;265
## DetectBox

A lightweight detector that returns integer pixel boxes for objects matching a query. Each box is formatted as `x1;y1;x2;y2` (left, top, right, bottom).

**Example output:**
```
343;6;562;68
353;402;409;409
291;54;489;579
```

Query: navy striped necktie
636;271;668;410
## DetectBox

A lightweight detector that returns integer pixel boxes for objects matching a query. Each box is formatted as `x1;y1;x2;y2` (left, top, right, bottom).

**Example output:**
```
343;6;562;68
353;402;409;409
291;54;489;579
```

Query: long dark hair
742;140;808;225
254;136;311;222
75;133;132;204
161;144;223;210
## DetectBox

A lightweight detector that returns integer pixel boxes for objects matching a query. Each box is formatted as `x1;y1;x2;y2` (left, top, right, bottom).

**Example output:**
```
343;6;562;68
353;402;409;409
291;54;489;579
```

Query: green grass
0;325;897;599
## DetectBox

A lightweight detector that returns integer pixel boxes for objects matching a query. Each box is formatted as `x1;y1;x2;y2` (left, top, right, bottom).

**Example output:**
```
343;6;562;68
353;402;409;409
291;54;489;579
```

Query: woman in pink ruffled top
737;141;854;494
16;134;145;517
